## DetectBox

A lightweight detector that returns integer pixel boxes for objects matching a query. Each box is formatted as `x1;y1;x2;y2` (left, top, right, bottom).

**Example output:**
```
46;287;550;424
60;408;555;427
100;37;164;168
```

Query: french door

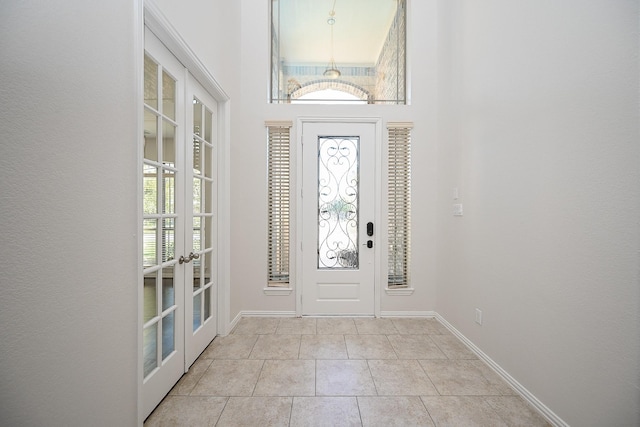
142;28;217;419
301;121;378;315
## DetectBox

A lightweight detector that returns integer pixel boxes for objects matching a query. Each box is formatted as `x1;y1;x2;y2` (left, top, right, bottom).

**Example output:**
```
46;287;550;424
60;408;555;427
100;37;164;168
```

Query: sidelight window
387;122;412;288
266;122;292;286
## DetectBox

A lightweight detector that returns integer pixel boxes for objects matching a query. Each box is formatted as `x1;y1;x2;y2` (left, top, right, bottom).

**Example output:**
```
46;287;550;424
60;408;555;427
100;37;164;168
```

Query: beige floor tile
422;396;508;427
390;318;442;335
430;334;478;359
144;395;227;427
387;334;448;360
169;358;213;395
299;334;348;359
253;359;316;396
190;359;263;396
151;317;549;426
277;317;317;334
200;334;258;359
317;317;358;334
425;318;451;335
316;359;377;396
471;361;517;395
354;318;399;334
216;396;292;427
232;317;279;335
358;396;435;427
368;359;438;395
485;396;552;426
420;359;504;396
249;334;301;359
290;397;362;427
345;335;397;359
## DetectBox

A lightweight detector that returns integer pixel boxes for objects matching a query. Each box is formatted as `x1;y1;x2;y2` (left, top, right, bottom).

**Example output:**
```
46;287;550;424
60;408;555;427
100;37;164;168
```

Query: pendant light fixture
323;1;341;79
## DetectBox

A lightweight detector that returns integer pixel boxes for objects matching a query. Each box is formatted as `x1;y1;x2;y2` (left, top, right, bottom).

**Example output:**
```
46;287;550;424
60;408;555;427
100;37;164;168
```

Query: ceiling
277;0;398;65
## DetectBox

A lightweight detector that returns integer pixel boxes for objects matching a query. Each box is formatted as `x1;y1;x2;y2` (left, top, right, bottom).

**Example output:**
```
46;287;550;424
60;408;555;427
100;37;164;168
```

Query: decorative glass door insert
317;136;360;269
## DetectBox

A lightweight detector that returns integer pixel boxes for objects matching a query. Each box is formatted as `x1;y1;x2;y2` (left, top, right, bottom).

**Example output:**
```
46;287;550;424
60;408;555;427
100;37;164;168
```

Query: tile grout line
212;396;230;427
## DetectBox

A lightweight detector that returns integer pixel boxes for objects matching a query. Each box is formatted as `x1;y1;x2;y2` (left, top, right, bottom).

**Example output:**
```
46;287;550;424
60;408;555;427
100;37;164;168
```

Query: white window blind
266;121;292;287
387;122;413;288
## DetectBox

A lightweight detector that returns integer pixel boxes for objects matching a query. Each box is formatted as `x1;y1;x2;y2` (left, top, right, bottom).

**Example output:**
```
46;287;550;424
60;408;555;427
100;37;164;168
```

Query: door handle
178;252;200;264
367;222;374;236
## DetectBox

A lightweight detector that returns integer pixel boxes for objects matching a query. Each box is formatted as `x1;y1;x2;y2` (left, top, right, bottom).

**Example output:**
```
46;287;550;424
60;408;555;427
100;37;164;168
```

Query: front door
301;121;378;315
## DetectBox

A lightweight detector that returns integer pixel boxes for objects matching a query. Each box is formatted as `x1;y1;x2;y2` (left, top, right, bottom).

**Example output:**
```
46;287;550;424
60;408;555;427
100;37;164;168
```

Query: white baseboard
380;311;437;317
434;314;568;427
240;310;297;317
227;311;243;334
226;311;295;334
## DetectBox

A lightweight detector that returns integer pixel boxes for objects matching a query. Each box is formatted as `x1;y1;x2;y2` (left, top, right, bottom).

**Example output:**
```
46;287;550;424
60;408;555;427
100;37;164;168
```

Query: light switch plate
453;204;463;216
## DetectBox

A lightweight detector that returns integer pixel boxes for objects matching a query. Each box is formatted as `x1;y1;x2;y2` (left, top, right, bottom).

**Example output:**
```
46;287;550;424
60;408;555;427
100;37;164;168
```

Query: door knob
179;252;200;264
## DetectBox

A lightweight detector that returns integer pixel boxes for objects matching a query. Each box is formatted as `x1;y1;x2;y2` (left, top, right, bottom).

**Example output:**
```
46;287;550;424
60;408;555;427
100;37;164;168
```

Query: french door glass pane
204;287;211;320
162;120;176;166
143;323;158;377
144;110;158;162
204;216;213;249
193;217;201;251
143;272;157;323
193;293;202;331
144;54;158;109
162;218;175;262
193;138;202;175
193;178;202;213
162;311;175;359
204;251;212;283
204;108;213;142
143;165;157;214
204;180;213;213
162;170;175;214
193;260;201;290
317;136;360;269
193;98;202;135
143;219;158;267
162;70;176;120
204;145;213;178
162;266;175;310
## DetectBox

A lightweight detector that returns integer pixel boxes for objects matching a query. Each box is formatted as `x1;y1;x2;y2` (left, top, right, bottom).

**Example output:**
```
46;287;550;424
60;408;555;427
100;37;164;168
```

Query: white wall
231;0;440;318
152;0;241;97
0;1;139;425
436;1;640;425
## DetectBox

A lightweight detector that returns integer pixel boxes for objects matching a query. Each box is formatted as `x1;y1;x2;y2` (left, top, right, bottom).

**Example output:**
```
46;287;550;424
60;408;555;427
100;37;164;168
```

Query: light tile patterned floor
145;317;551;426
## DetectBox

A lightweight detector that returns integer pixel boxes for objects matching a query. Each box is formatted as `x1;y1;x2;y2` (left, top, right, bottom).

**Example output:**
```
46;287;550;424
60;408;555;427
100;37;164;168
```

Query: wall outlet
475;308;483;325
453;203;464;216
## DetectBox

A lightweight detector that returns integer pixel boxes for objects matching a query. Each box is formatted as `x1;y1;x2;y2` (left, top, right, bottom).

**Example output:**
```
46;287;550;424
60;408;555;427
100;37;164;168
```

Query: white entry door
301;121;378;315
142;29;218;419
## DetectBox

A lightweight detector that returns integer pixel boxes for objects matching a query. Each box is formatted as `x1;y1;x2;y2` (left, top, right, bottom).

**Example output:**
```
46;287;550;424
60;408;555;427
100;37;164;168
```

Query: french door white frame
295;117;383;317
138;3;231;424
